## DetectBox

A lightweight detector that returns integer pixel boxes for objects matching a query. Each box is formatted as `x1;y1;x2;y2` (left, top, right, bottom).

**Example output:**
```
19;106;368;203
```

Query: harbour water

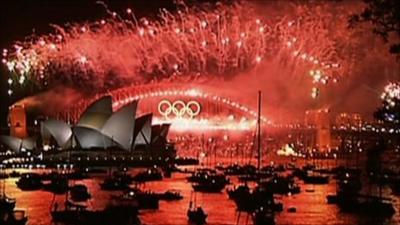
3;164;400;225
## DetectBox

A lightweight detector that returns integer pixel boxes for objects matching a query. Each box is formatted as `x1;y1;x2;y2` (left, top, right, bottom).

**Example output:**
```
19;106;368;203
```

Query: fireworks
381;82;400;109
2;1;348;97
311;87;319;99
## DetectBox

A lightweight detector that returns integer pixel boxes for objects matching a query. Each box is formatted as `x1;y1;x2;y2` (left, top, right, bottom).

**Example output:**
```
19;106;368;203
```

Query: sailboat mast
257;91;262;171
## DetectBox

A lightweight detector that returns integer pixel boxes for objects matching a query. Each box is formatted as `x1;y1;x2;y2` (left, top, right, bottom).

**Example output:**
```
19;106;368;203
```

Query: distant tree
350;0;400;56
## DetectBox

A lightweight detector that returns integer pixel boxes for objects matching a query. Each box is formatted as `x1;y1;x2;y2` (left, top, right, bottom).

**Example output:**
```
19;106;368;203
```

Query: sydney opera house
0;96;174;161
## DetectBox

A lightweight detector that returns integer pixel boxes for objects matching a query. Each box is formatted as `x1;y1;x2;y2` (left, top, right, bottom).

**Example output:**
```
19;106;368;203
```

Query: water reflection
3;167;400;225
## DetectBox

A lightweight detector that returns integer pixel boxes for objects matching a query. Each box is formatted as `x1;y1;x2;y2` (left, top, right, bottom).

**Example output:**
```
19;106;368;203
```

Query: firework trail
4;1;399;122
3;1;348;93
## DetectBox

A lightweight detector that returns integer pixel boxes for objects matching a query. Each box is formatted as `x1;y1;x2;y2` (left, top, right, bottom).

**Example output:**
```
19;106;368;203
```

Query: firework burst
381;82;400;109
2;1;350;97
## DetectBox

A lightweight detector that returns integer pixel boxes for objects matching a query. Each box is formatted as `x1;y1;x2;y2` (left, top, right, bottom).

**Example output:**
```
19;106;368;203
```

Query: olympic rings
158;100;201;119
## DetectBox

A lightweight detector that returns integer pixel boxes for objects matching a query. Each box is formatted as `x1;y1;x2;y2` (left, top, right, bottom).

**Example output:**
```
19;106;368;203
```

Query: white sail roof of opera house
77;96;113;130
151;124;170;145
133;114;153;146
41;119;73;148
72;126;115;149
1;96;170;152
101;101;138;150
0;135;36;153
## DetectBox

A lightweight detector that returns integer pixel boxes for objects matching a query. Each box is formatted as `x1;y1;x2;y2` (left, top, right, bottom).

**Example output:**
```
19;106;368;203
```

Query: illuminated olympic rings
158;100;201;119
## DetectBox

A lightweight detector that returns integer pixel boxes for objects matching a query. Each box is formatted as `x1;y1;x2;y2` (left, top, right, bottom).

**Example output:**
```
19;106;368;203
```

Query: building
0;96;172;156
335;113;363;128
305;109;331;151
8;104;27;138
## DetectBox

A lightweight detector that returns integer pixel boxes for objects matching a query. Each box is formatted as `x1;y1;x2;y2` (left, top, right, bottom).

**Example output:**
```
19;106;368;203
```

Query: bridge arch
69;83;268;131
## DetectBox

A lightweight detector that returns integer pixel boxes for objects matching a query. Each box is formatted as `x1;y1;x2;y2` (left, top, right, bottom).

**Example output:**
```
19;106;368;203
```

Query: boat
42;176;69;194
238;171;272;182
329;139;396;217
16;173;43;191
0;171;26;225
223;164;257;176
51;200;141;225
237;91;269;183
327;172;361;205
99;167;133;190
67;170;90;180
232;184;283;213
227;183;250;200
187;206;207;225
132;167;163;182
8;171;21;178
0;172;9;180
156;190;183;201
252;207;275;225
354;195;395;216
192;177;226;193
0;195;16;212
187;168;229;184
100;176;131;190
162;164;180;178
302;172;329;184
112;188;159;209
1;172;16;212
1;209;28;225
69;184;91;202
187;193;207;225
258;175;300;195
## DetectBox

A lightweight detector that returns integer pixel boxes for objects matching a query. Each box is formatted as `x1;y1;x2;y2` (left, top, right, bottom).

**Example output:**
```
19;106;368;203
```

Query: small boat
192;178;226;193
16;173;43;191
112;188;159;209
156;190;183;201
355;195;395;216
187;169;229;184
252;207;275;225
8;171;21;178
0;166;26;225
303;173;329;184
0;172;9;179
0;195;16;212
223;164;257;176
69;184;91;202
42;176;69;194
1;209;28;225
326;172;361;205
227;184;250;200
67;170;89;180
287;207;296;213
238;171;272;182
133;168;163;182
187;194;207;225
100;177;131;191
258;175;300;195
232;186;283;213
51;200;140;225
